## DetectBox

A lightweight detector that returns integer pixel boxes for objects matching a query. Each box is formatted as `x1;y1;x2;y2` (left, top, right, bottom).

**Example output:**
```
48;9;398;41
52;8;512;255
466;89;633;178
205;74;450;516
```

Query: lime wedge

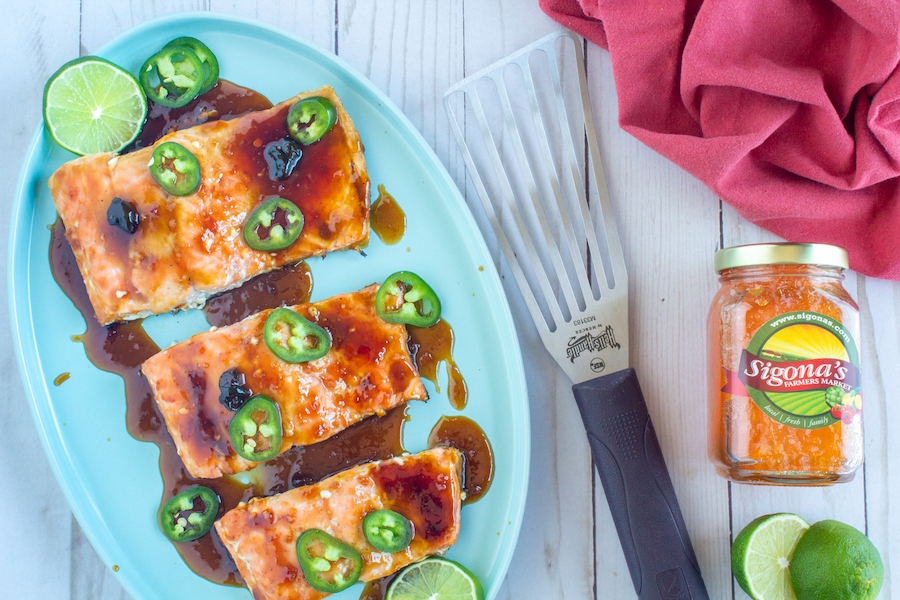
43;56;147;155
385;557;485;600
732;513;810;600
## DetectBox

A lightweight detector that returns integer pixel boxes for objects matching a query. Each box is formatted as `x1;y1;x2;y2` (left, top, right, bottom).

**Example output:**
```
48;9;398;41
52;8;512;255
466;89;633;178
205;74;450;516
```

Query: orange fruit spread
707;264;862;484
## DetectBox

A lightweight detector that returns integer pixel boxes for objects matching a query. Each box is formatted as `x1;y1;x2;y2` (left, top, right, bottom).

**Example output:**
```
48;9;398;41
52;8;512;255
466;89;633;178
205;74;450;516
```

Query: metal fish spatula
444;31;709;600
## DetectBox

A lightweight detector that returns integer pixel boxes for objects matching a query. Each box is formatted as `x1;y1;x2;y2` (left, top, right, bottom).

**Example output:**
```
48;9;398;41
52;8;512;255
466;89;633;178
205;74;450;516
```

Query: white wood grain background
2;1;898;599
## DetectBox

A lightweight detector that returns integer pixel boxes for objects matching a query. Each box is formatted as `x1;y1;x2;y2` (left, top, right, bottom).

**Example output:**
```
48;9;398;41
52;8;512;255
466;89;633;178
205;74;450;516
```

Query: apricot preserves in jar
707;243;862;485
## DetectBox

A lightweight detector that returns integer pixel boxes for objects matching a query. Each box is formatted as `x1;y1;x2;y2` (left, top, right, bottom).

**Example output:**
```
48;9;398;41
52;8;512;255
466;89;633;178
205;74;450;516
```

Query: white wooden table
2;2;898;599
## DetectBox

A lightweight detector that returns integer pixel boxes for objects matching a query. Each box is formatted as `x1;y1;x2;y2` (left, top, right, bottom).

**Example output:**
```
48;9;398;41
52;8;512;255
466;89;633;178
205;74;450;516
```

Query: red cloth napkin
541;0;900;280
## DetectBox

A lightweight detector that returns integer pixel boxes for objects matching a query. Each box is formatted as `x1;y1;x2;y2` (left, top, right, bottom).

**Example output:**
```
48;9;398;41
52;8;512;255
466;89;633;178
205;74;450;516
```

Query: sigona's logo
590;358;606;373
721;311;862;430
566;325;620;363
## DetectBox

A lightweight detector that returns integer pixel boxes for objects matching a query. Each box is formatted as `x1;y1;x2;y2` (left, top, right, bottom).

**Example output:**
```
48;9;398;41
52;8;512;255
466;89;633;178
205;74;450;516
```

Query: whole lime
789;520;883;600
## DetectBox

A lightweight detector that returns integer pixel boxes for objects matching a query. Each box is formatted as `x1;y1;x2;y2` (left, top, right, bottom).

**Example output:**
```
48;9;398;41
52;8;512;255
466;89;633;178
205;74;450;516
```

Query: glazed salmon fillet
215;447;463;600
48;85;369;325
141;285;427;479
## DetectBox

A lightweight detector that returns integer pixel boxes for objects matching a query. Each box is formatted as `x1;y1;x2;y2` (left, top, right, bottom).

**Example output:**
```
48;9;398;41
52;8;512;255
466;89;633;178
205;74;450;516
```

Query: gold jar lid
714;243;848;273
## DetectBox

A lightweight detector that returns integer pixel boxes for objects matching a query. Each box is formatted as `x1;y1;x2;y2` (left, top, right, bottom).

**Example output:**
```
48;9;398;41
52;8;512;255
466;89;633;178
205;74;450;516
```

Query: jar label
722;311;862;429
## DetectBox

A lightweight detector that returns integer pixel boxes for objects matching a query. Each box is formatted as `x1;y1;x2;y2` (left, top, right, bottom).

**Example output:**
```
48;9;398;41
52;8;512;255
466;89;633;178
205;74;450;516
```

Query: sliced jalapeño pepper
375;271;441;327
228;395;282;462
264;307;331;363
163;37;219;94
243;198;304;251
287;97;338;145
149;142;201;196
296;529;363;593
160;485;219;542
140;46;205;108
363;510;413;553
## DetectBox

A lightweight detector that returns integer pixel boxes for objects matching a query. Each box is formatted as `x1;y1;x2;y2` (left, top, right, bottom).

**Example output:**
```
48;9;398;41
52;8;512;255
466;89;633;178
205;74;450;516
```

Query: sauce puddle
371;184;406;245
428;416;494;504
408;320;468;410
203;261;312;327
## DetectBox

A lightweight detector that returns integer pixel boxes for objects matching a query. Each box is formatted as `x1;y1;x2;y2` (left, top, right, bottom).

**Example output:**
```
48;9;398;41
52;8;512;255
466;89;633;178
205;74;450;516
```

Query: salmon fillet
48;85;369;325
215;447;463;600
141;285;427;479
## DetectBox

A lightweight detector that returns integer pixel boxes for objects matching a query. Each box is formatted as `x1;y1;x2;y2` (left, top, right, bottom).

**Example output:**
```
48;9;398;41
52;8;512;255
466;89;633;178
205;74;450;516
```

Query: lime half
43;56;147;155
385;557;485;600
732;513;810;600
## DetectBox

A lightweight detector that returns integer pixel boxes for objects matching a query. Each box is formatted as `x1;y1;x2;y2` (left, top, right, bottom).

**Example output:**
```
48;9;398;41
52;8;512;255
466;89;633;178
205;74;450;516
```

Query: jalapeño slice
363;510;414;553
375;271;441;327
229;395;283;462
264;307;331;363
160;485;219;542
149;141;201;196
297;529;363;593
139;45;205;108
244;198;304;251
163;36;219;94
287;97;338;145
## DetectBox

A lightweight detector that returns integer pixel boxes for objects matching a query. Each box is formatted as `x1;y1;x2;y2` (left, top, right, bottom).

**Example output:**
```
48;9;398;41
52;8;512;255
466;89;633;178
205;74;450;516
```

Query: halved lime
732;513;810;600
385;557;485;600
43;56;147;155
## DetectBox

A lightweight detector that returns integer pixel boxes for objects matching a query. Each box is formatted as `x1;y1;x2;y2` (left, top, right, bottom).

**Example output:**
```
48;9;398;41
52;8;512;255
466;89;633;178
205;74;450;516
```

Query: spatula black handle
572;368;709;600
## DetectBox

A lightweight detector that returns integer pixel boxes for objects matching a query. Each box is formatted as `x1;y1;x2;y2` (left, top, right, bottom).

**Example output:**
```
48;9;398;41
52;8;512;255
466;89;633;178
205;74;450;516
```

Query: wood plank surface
0;2;80;598
1;1;898;599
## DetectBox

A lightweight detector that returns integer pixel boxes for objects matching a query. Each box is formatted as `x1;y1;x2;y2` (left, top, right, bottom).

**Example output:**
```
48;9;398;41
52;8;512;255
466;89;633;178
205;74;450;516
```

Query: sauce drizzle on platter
371;184;406;245
408;320;468;410
428;415;494;504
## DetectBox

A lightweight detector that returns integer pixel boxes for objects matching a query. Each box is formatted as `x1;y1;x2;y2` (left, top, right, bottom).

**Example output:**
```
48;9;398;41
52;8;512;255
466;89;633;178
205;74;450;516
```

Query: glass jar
707;243;862;485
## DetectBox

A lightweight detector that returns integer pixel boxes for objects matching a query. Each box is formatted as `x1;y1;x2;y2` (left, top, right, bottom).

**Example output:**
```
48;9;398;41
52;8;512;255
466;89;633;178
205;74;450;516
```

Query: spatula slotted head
444;30;629;383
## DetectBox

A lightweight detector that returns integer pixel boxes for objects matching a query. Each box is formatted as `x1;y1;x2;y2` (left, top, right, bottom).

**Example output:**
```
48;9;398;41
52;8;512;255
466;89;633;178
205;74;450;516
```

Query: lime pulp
43;56;147;155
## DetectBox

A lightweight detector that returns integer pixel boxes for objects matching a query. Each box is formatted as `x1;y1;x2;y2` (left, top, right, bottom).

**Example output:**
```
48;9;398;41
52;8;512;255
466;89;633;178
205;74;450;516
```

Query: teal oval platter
8;12;529;600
